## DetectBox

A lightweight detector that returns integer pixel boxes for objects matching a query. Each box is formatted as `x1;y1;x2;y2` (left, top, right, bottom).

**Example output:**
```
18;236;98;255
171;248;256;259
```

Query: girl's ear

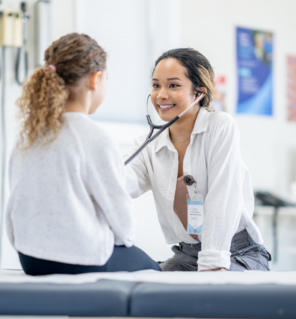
89;71;102;90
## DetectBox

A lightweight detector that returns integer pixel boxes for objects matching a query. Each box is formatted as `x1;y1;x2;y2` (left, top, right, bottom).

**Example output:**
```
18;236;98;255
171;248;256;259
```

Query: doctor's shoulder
206;110;239;138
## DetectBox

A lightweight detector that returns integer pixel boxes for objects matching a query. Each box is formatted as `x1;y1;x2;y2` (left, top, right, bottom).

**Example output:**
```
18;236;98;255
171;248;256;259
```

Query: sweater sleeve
86;132;135;247
198;114;245;271
124;135;151;198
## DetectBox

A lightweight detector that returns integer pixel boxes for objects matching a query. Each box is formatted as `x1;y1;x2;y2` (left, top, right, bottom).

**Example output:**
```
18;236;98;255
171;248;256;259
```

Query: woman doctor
125;48;271;272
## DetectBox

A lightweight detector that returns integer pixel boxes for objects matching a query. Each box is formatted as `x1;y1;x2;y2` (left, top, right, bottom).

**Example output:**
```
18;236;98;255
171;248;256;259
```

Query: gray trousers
160;229;271;271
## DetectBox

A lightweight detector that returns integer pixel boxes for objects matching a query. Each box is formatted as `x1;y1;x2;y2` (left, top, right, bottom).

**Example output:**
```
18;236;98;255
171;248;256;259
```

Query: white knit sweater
6;112;135;265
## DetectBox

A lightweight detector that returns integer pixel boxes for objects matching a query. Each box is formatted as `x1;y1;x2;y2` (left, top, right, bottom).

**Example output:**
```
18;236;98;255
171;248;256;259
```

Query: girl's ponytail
17;66;68;148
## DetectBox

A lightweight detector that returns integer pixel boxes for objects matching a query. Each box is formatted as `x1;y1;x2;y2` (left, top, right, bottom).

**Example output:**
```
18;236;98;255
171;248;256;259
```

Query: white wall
179;0;296;198
78;0;152;123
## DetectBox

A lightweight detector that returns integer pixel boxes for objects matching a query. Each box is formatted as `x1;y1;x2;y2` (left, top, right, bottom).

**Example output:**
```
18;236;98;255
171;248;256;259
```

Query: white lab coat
125;108;263;271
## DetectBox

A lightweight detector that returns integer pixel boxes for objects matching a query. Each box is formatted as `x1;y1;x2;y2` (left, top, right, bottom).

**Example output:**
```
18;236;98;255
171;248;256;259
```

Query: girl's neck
169;107;200;141
64;88;92;114
64;101;88;114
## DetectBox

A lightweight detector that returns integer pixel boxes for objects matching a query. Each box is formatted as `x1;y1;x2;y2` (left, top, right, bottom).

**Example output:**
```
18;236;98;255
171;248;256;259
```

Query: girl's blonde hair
17;33;107;148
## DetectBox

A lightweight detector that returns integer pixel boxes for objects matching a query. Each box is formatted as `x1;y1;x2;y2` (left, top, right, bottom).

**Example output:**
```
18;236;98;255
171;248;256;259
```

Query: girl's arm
124;135;152;198
86;133;135;247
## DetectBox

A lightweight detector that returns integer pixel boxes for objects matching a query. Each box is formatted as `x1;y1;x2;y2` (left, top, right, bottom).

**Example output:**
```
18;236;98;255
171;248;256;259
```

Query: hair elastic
48;65;56;72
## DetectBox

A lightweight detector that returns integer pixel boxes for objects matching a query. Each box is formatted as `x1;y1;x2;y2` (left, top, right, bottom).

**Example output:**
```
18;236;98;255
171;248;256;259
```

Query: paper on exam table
1;269;296;285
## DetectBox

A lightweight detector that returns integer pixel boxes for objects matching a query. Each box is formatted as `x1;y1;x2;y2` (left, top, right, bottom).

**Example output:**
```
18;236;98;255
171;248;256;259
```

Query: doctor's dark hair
17;33;107;149
152;48;215;109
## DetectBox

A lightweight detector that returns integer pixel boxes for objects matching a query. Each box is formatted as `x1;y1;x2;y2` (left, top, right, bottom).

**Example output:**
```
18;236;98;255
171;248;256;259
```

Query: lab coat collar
154;125;175;154
155;107;210;154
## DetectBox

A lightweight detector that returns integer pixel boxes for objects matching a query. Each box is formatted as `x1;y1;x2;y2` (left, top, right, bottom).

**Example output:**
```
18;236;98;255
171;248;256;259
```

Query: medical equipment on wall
34;0;51;67
0;10;23;47
15;2;29;85
124;93;205;165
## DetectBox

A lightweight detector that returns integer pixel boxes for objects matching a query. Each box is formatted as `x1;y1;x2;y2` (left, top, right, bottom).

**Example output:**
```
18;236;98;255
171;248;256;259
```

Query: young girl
5;33;161;275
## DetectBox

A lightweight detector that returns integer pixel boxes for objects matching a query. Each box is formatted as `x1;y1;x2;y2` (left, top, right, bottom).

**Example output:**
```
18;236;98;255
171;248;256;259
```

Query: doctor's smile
157;104;176;111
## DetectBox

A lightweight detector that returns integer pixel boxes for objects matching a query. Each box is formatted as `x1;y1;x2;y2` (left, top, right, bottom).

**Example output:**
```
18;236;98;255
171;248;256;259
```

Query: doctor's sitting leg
6;33;161;276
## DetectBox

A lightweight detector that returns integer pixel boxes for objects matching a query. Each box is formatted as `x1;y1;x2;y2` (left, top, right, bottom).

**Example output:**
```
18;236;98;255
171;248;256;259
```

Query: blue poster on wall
236;27;273;115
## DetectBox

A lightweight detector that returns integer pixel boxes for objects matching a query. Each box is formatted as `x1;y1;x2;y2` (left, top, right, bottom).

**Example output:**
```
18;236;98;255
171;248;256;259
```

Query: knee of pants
159;258;186;271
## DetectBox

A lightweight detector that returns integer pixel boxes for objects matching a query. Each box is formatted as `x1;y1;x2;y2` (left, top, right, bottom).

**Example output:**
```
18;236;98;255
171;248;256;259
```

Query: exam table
0;269;296;318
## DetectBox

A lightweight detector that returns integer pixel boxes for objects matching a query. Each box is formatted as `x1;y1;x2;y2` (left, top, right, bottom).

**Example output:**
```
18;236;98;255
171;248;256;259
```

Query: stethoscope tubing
124;94;204;166
124;114;179;165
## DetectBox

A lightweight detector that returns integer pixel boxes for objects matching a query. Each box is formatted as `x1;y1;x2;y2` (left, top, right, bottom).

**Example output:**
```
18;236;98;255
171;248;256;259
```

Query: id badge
186;193;204;235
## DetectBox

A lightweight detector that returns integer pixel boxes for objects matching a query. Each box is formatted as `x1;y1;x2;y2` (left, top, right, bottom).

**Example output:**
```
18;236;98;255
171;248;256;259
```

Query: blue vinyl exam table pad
0;269;296;318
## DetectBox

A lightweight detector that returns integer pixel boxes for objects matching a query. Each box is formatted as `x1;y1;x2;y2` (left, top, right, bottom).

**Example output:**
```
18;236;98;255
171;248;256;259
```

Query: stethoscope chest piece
184;175;196;186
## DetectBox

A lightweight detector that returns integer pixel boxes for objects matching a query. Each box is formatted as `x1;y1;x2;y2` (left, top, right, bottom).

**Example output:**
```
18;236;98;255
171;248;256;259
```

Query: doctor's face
151;58;200;122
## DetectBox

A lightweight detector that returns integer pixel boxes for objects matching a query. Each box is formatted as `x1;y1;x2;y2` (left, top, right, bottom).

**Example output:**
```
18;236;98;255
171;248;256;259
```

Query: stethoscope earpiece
196;91;205;98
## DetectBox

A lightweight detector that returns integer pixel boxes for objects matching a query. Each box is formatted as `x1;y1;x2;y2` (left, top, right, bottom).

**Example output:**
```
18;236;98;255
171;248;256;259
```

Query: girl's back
7;112;133;265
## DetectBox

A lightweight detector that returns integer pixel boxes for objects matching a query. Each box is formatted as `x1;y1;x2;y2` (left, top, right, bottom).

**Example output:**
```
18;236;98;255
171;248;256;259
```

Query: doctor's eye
152;83;160;88
169;84;181;88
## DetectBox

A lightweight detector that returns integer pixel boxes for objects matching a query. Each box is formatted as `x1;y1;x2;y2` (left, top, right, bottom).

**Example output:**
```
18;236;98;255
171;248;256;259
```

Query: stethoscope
124;93;205;167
